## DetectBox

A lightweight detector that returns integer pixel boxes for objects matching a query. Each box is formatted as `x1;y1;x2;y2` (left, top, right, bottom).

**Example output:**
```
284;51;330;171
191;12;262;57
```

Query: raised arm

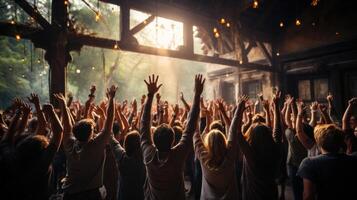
28;93;47;135
296;101;314;149
272;90;283;144
140;74;162;144
342;98;357;132
285;99;293;129
42;104;63;151
309;101;318;127
84;85;96;119
169;104;179;127
228;96;247;146
16;101;31;137
180;92;191;111
217;99;231;130
262;99;272;128
1;108;21;144
318;104;333;124
54;94;73;143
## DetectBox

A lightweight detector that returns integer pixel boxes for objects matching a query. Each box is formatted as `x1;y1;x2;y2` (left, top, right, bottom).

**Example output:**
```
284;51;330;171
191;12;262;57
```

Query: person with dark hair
238;90;284;200
62;85;117;200
15;101;64;200
342;98;357;155
110;130;146;200
297;124;357;200
140;74;204;200
193;95;247;199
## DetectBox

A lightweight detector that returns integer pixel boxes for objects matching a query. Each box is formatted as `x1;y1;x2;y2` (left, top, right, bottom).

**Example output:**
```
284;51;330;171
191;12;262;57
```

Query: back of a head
209;120;224;133
252;114;266;123
16;135;49;164
73;119;95;142
204;129;227;170
124;130;141;157
314;124;344;153
153;124;175;152
245;123;274;156
113;121;121;136
172;126;183;146
303;123;315;142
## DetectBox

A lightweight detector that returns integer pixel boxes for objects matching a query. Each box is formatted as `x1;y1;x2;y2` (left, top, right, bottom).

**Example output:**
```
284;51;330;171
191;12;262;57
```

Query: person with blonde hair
193;95;248;199
298;124;357;200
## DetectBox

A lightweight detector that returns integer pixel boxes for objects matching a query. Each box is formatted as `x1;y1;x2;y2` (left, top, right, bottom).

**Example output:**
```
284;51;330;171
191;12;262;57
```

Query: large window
298;78;329;101
242;80;262;100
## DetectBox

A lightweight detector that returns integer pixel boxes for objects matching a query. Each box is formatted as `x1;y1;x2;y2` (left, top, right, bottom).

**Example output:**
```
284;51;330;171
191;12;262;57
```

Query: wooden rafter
256;41;272;66
129;15;155;35
14;0;51;29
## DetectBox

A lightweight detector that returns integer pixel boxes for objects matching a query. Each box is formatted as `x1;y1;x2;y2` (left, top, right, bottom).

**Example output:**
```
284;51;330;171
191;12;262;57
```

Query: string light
312;22;316;26
10;20;15;24
279;21;284;28
21;58;25;62
64;0;68;5
95;13;101;22
276;52;280;56
226;23;230;28
214;32;220;38
114;43;118;49
37;59;41;64
213;27;218;33
253;0;259;9
239;60;243;64
220;18;225;24
92;66;95;70
311;0;319;7
76;69;81;74
295;19;301;26
336;32;340;36
15;34;21;41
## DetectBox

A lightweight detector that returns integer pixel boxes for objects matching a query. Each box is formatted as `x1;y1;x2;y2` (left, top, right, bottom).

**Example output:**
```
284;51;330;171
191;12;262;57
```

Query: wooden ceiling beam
14;0;51;29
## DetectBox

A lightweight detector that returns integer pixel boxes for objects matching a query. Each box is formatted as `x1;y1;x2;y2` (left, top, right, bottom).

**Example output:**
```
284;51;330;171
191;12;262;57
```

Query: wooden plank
70;34;274;72
14;0;51;29
129;15;155;35
256;41;272;66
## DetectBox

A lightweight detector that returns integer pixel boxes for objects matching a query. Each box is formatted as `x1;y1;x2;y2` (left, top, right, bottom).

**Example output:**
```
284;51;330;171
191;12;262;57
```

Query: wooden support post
183;21;193;55
120;0;130;43
46;0;70;106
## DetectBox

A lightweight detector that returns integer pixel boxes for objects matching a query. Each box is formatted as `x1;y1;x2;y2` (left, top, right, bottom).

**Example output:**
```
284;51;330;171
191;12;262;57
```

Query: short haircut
113;121;121;136
252;114;266;123
314;124;344;153
210;120;224;133
124;130;141;156
73;119;95;142
16;135;49;163
153;123;175;152
172;126;183;145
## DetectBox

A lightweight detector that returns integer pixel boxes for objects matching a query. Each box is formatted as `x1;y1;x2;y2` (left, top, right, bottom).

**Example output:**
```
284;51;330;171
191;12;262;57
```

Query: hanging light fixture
226;22;230;28
15;34;21;41
214;32;220;38
220;18;226;24
279;21;284;28
213;27;218;33
295;19;301;26
253;0;259;9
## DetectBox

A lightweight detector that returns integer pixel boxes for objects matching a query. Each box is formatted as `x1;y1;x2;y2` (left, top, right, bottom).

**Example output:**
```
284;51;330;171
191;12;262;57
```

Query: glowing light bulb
214;32;220;38
239;60;243;64
10;20;15;24
92;66;95;70
37;59;41;64
213;27;218;33
143;20;147;24
226;23;230;28
336;32;340;36
114;43;118;49
276;52;280;56
64;0;68;5
311;0;319;7
76;69;81;74
312;22;316;26
279;22;284;27
253;0;259;9
22;74;25;78
21;58;25;62
295;19;301;26
220;18;225;24
95;13;100;22
15;34;21;41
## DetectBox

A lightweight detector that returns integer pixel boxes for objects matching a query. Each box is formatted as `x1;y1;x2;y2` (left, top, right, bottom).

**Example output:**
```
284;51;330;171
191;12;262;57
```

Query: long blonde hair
204;129;228;170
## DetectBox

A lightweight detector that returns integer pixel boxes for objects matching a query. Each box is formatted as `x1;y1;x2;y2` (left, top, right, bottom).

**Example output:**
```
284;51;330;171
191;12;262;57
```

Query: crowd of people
0;73;357;200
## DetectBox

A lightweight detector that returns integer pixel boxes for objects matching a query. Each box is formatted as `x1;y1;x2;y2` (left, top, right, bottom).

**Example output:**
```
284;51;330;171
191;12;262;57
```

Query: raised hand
144;74;162;96
21;102;32;114
348;97;357;106
180;92;185;101
326;93;333;102
141;95;146;105
27;93;40;106
237;95;249;114
262;100;269;112
194;74;205;96
318;103;328;113
106;85;118;99
54;93;66;107
310;101;318;111
296;100;304;115
172;104;179;116
89;85;96;96
273;90;282;105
